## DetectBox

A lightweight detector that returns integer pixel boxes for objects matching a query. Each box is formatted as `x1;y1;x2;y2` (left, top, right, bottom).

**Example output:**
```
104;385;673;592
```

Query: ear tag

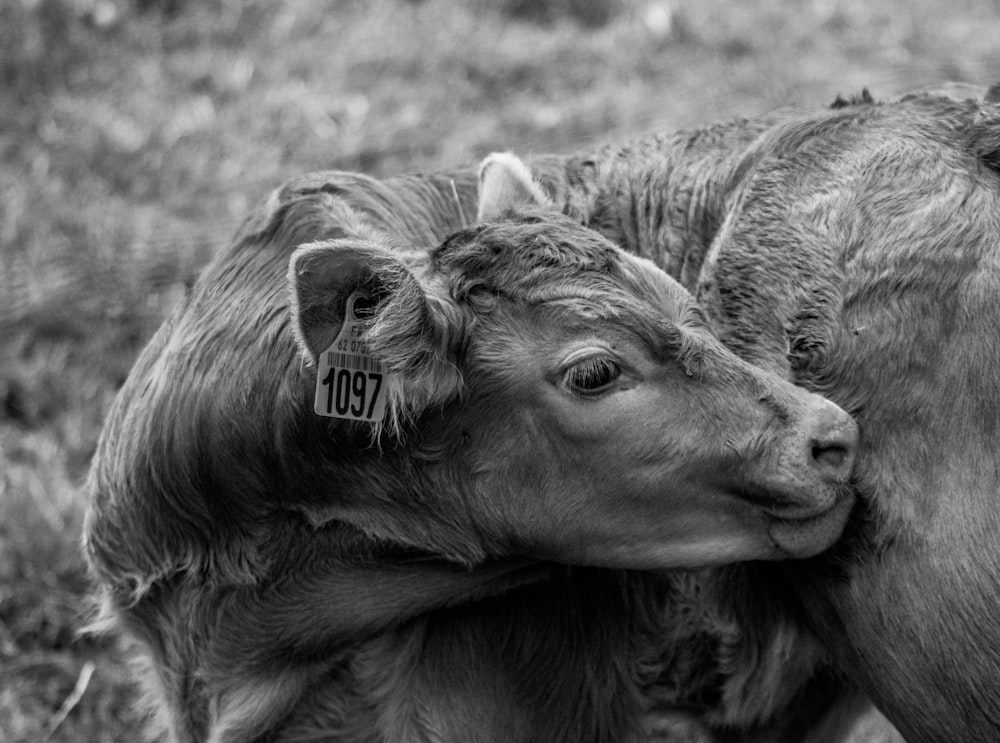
313;292;389;422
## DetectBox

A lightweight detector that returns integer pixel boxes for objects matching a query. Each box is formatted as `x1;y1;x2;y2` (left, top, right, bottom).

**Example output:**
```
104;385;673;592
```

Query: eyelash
563;356;622;395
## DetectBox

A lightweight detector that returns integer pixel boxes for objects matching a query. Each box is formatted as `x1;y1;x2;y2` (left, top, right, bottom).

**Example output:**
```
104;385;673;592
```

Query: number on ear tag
313;292;388;422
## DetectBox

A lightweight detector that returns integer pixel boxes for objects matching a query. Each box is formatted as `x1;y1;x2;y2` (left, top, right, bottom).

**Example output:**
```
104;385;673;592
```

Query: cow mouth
764;490;855;558
728;481;855;558
731;483;840;518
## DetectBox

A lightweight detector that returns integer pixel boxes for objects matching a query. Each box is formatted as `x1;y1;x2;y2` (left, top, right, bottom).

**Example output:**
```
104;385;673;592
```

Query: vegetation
1;0;996;739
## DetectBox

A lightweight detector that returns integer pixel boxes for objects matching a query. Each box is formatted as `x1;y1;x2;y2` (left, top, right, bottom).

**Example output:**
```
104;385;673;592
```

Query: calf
527;85;1000;742
84;154;857;742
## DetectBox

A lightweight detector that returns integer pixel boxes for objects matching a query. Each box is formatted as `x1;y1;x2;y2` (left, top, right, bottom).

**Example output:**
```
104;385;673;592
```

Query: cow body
538;88;1000;742
85;156;858;742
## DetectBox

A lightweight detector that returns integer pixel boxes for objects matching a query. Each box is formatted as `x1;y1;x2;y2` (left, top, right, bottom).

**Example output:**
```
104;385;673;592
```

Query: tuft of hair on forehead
432;209;623;300
429;208;702;360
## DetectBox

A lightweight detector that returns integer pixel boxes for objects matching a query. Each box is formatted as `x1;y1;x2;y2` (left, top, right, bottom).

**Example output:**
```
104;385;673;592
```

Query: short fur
528;87;1000;742
85;157;858;741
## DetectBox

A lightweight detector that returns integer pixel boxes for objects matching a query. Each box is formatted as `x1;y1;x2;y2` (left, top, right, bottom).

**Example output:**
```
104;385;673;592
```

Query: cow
522;84;1000;742
84;153;859;742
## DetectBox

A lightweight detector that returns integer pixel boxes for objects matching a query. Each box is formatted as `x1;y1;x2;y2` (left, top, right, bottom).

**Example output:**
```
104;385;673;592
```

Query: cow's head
288;153;859;570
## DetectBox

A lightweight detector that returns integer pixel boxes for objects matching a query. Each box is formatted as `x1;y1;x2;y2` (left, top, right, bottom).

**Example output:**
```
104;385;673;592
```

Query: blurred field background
1;0;997;739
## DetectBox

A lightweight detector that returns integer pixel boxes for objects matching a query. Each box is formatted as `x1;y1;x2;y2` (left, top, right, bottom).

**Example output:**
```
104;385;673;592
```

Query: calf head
289;153;860;570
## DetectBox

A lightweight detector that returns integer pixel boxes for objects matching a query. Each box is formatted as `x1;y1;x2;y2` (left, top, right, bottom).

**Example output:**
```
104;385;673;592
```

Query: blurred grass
1;0;997;739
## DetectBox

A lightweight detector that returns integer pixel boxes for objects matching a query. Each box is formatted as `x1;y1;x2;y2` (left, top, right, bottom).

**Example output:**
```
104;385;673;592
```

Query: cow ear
288;239;461;426
477;152;550;222
288;239;417;363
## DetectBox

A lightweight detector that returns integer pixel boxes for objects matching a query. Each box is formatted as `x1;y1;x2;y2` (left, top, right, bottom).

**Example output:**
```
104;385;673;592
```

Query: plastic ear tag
313;292;389;422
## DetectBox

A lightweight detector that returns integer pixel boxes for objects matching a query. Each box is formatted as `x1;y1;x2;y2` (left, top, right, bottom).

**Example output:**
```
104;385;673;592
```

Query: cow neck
326;515;479;565
585;112;791;289
204;514;557;678
378;167;481;239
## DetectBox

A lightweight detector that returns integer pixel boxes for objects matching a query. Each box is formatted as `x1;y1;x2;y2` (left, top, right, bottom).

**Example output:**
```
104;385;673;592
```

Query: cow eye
563;356;622;396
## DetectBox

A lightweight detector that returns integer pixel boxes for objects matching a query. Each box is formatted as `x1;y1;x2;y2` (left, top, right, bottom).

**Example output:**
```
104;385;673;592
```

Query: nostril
807;404;859;480
812;443;849;471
